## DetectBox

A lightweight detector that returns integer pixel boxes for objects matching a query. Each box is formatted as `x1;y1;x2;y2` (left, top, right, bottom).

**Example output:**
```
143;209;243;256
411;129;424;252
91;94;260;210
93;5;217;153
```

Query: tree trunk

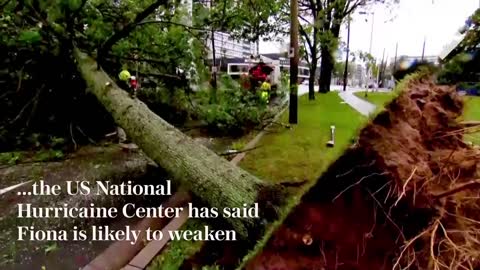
309;25;318;100
73;49;284;240
210;29;217;103
308;62;316;100
319;46;333;93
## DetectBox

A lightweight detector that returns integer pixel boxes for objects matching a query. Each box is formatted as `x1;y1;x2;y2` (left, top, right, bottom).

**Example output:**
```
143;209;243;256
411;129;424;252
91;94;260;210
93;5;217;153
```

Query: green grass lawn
354;91;396;114
239;92;367;183
148;93;367;270
354;92;480;145
463;96;480;145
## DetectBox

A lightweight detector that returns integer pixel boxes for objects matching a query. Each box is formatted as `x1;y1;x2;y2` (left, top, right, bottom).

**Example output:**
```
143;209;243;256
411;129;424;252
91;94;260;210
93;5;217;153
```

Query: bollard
326;125;335;147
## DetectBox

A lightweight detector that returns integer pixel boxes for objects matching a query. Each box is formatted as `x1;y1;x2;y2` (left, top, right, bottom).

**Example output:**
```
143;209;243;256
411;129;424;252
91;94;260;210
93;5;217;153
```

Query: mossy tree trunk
74;49;282;239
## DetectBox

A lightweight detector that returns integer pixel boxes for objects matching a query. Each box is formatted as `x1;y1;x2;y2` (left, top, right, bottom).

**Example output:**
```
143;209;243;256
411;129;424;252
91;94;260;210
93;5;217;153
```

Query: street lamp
359;11;374;96
343;16;351;92
359;11;374;57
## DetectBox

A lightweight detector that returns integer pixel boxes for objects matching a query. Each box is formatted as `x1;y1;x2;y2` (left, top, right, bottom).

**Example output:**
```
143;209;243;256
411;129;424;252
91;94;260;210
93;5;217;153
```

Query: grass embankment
239;92;367;183
236;92;368;269
147;92;367;270
354;91;396;114
355;92;480;145
463;96;480;144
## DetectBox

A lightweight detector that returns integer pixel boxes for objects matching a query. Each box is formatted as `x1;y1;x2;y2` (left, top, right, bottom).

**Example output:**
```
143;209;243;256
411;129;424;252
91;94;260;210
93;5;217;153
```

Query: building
207;32;256;59
354;64;366;87
195;0;255;59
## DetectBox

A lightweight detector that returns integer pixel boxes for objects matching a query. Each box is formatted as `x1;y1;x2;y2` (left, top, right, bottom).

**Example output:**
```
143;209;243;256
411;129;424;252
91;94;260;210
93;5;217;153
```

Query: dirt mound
246;78;480;270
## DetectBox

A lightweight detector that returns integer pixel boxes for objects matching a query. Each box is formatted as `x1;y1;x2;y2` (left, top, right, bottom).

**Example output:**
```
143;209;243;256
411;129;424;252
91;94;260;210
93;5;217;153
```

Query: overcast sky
260;0;479;63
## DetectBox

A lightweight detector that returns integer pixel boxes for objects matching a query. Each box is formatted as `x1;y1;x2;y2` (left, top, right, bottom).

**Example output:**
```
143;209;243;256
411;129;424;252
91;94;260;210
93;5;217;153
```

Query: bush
137;85;192;125
197;84;269;135
219;74;240;91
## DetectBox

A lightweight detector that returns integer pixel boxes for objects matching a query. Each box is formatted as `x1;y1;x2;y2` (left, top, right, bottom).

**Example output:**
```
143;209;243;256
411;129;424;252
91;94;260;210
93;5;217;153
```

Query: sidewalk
298;85;378;116
338;91;377;116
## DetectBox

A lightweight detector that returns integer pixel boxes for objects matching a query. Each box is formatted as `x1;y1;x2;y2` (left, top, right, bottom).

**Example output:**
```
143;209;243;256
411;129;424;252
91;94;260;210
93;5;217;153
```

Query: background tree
297;0;398;94
0;0;212;150
0;0;291;245
193;0;285;102
226;0;286;52
333;58;356;84
438;8;480;85
0;0;290;151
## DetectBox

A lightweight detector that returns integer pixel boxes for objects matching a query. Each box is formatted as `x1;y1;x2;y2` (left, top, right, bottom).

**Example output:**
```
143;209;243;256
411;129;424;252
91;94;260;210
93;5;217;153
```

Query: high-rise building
196;0;255;59
207;32;256;59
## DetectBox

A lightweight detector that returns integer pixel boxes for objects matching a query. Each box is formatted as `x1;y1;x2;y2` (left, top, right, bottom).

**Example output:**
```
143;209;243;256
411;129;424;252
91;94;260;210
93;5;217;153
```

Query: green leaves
438;8;480;84
44;242;59;255
18;29;42;44
204;0;286;43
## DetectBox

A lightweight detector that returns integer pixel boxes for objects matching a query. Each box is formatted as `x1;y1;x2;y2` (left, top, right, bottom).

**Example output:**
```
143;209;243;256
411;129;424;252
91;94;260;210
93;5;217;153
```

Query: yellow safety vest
261;82;271;91
119;70;131;81
260;90;269;103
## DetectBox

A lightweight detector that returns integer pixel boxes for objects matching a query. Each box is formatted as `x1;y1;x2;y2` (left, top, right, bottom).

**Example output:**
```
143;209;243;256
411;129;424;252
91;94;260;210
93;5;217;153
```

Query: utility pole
376;48;385;90
421;36;426;61
210;30;217;101
209;0;217;103
182;0;197;90
343;16;351;92
361;11;374;97
382;53;388;86
393;42;398;73
369;13;374;56
368;12;374;87
289;0;299;124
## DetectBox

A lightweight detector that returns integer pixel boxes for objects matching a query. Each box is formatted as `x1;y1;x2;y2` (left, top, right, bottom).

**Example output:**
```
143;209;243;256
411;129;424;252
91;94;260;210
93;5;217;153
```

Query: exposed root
245;78;480;270
357;79;480;270
433;179;480;199
393;167;417;207
332;172;387;202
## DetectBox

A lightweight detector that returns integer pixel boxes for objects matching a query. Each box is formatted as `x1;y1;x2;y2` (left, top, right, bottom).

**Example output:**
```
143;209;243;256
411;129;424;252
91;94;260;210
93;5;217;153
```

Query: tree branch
0;0;11;11
301;39;312;66
71;0;88;19
344;0;363;16
137;71;182;81
299;24;314;53
106;55;169;65
136;20;207;31
98;0;169;66
298;14;312;25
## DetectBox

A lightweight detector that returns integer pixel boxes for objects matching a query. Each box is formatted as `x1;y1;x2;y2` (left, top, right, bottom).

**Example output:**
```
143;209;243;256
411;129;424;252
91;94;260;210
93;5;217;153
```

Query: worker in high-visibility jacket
119;70;131;81
118;69;139;97
260;80;271;104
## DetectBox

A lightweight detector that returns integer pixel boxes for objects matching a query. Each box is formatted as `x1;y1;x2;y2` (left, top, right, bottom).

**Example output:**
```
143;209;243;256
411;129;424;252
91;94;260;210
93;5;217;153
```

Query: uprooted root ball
247;78;480;270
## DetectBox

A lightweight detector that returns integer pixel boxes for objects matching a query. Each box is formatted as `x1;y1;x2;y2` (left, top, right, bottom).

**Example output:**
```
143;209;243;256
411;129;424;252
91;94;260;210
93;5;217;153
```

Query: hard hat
119;70;131;81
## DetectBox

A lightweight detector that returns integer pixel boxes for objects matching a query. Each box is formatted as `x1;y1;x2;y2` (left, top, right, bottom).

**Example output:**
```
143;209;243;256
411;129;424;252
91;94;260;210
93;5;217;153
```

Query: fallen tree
74;48;285;239
244;77;480;270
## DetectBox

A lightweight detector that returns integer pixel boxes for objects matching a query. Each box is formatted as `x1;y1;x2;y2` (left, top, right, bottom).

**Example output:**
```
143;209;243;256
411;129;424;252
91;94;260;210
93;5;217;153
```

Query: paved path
297;84;380;116
338;91;376;116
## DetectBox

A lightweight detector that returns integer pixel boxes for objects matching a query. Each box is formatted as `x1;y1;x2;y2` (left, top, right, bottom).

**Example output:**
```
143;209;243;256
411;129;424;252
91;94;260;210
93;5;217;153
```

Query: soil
242;78;480;269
